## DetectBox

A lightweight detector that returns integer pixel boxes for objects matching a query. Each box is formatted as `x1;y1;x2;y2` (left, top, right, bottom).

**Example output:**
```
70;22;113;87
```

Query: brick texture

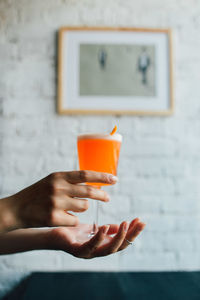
0;0;200;297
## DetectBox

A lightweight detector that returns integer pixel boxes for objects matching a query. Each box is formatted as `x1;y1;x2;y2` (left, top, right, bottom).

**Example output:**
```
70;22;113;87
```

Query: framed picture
57;27;173;115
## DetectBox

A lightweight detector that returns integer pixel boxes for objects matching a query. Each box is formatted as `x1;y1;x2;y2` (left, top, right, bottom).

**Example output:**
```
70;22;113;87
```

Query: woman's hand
0;171;117;233
48;218;145;259
0;218;145;256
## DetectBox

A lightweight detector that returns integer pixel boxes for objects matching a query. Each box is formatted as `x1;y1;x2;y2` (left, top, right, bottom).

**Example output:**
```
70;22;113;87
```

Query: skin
0;170;117;233
0;170;146;259
0;218;145;258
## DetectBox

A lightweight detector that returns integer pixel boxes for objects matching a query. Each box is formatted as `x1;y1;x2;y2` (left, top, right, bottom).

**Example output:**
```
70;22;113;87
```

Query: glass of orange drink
77;127;122;235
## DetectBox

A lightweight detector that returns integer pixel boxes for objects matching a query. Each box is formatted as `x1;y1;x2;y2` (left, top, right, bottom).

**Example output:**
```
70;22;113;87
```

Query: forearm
0;228;51;255
0;196;19;234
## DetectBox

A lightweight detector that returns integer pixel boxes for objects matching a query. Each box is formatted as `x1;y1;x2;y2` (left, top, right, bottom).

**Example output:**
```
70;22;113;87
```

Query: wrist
30;229;52;251
40;229;53;250
0;228;53;255
44;228;63;251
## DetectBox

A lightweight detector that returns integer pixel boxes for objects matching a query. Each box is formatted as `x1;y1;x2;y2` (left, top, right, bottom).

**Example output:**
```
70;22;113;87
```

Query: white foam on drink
77;133;122;142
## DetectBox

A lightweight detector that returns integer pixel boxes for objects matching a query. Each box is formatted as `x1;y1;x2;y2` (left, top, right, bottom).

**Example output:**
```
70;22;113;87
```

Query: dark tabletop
4;272;200;300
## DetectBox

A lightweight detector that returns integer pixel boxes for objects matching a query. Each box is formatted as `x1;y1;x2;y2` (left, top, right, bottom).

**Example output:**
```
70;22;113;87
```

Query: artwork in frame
57;27;173;115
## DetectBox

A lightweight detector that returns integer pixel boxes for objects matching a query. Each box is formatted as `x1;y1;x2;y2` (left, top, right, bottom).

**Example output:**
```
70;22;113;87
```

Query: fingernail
105;194;111;202
124;222;129;232
108;175;118;183
103;225;110;234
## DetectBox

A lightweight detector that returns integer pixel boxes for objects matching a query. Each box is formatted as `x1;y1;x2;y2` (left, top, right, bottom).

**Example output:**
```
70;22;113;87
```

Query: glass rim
77;133;122;142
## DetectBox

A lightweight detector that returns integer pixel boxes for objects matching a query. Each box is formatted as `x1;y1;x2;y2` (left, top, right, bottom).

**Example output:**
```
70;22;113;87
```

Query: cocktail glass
77;132;122;235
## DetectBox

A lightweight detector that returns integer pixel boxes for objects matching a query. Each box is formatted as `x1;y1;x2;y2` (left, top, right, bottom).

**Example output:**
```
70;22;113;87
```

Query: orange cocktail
77;131;122;235
77;133;122;185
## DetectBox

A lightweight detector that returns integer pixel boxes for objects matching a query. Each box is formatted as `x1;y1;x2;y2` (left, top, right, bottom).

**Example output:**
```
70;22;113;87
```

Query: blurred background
0;0;200;297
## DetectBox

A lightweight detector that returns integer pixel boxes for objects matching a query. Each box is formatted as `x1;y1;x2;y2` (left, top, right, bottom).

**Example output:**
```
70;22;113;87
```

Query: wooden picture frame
57;27;173;115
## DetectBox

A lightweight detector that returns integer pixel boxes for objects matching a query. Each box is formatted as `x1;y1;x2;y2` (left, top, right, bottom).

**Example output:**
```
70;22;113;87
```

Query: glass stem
91;201;99;235
91;186;100;235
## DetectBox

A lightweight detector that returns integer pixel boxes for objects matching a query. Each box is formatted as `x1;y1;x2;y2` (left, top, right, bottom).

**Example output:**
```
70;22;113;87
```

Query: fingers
45;172;114;224
118;219;146;251
49;186;109;214
106;224;119;235
79;225;110;257
68;219;145;259
94;222;129;257
106;222;128;253
57;196;89;212
65;198;89;213
51;183;110;212
49;210;79;227
67;184;110;202
63;170;118;185
128;218;140;230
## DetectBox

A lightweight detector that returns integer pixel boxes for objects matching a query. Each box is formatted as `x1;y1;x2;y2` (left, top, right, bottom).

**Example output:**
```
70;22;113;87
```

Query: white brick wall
1;0;200;296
